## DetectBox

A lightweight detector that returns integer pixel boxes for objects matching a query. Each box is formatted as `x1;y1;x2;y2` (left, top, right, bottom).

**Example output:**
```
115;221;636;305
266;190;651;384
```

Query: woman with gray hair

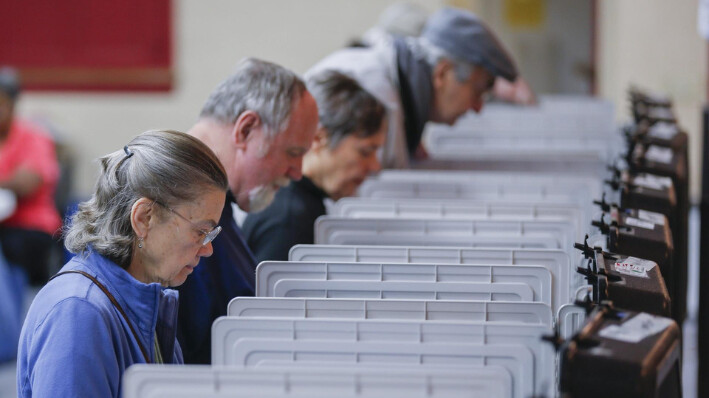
16;130;228;398
243;70;386;262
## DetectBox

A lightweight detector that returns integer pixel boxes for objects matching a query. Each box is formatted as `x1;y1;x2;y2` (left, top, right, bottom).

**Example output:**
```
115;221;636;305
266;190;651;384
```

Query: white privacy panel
532;95;614;116
373;169;602;199
211;317;554;398
331;197;587;240
557;304;587;340
288;245;580;308
228;297;553;327
452;96;615;135
357;178;597;207
255;261;556;312
314;218;576;260
423;129;614;163
123;365;512;398
356;178;599;225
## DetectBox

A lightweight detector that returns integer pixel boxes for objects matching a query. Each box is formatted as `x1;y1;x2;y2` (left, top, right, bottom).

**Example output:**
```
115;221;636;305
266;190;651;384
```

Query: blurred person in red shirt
0;67;61;285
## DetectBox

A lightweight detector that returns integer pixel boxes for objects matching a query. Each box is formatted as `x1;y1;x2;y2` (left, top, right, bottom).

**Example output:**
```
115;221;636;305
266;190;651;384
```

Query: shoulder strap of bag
49;270;151;363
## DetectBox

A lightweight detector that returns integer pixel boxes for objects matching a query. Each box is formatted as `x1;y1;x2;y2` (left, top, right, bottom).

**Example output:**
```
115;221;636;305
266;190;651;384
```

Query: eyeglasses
152;200;222;246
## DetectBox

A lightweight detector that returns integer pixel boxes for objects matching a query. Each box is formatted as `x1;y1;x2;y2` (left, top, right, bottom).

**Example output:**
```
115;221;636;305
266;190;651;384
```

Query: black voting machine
419;89;689;398
557;89;686;398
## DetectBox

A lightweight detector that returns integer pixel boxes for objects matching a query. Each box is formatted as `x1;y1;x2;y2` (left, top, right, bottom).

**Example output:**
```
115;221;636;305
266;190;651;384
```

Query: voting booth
124;92;689;398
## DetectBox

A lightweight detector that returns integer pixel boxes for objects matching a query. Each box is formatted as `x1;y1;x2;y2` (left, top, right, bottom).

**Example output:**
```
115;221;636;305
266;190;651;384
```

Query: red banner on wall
0;0;172;91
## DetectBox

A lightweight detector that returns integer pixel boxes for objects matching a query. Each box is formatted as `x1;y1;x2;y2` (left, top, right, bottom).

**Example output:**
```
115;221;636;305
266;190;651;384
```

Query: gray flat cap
422;7;518;82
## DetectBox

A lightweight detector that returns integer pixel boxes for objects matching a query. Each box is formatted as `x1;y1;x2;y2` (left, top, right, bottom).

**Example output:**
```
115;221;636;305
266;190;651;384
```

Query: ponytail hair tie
123;146;134;158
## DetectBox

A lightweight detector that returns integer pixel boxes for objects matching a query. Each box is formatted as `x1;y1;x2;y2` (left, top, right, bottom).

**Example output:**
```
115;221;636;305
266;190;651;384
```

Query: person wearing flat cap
308;6;519;168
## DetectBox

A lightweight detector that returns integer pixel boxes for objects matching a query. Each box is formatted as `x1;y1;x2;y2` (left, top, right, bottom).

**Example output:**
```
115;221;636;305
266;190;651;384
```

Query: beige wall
597;0;706;201
14;0;707;201
471;0;594;94
17;0;444;198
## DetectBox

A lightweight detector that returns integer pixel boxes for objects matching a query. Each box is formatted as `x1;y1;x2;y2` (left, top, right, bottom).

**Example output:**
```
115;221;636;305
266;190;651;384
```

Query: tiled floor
0;207;702;398
0;286;37;398
0;362;15;398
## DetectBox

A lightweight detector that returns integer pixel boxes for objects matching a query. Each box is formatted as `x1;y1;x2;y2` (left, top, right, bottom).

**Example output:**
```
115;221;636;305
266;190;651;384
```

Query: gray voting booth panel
357;178;597;206
424;97;618;162
423;129;613;163
314;217;576;261
558;304;587;339
356;171;600;233
531;94;614;115
374;168;604;180
409;157;608;176
451;97;615;134
331;197;588;241
256;261;555;312
533;94;614;108
122;365;512;398
373;169;603;199
228;297;553;327
356;178;598;222
211;317;553;398
288;245;579;308
459;94;615;125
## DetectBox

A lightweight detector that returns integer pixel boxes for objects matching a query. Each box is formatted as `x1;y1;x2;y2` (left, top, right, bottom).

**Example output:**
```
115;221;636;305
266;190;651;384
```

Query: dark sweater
242;176;328;263
176;191;255;364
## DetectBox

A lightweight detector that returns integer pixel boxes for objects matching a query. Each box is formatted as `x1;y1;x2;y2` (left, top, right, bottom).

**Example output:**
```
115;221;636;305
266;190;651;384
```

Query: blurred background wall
596;0;706;202
10;0;706;201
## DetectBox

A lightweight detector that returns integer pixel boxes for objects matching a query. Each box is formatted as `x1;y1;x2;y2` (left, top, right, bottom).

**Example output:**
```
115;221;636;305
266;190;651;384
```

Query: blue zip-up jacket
17;250;183;397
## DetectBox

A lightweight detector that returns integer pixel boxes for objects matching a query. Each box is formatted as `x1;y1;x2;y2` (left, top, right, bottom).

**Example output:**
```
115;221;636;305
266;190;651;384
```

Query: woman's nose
198;241;214;257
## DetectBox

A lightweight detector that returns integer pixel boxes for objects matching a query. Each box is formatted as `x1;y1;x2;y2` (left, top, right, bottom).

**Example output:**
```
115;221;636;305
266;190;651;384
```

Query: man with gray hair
242;70;387;263
308;6;519;168
176;58;318;364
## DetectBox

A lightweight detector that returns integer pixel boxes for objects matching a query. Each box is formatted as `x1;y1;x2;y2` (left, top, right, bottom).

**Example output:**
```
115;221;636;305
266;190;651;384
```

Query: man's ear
309;126;330;153
432;59;454;89
232;110;261;150
130;197;155;239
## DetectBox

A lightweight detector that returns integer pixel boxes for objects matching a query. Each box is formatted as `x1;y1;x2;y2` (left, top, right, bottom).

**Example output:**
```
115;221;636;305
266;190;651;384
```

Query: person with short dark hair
0;67;62;285
243;70;387;262
17;130;228;397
